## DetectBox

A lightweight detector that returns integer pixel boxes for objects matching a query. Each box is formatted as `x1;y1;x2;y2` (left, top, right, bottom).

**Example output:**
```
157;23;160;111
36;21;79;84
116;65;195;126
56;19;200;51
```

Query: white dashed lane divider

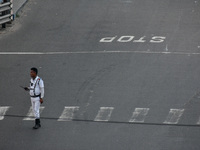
23;106;45;120
129;108;149;123
58;106;79;121
0;106;10;120
163;109;184;124
196;117;200;125
94;107;114;121
1;106;200;126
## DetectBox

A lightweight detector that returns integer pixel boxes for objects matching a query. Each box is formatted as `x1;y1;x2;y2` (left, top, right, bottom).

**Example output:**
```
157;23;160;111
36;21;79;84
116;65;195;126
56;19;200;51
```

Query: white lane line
0;106;10;120
164;109;184;124
23;106;45;120
58;106;79;121
0;51;200;55
129;108;149;123
120;0;133;3
94;107;114;121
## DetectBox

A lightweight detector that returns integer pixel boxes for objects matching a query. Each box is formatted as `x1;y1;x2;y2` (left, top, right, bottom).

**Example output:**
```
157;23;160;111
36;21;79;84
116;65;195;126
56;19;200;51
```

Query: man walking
24;67;44;129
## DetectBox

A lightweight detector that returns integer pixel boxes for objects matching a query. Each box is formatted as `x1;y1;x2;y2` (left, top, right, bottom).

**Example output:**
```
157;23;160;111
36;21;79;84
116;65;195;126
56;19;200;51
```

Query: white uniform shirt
29;76;44;98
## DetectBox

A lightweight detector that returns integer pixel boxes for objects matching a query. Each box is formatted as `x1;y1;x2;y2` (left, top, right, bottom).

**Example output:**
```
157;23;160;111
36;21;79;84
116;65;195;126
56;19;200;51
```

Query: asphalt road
0;0;200;149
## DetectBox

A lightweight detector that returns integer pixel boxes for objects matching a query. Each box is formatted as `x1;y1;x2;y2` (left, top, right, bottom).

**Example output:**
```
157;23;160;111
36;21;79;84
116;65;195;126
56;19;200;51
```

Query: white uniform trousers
31;97;40;119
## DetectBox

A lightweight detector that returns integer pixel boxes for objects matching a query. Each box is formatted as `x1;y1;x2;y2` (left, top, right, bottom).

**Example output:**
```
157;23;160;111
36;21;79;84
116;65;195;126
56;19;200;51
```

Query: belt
31;94;41;98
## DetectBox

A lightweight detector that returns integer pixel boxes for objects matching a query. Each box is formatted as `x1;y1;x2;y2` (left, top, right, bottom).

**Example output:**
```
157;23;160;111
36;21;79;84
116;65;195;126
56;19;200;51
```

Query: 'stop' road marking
0;51;199;55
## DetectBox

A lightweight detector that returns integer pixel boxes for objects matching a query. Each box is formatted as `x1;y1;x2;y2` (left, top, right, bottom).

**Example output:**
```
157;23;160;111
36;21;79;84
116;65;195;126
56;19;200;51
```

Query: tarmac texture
0;0;200;149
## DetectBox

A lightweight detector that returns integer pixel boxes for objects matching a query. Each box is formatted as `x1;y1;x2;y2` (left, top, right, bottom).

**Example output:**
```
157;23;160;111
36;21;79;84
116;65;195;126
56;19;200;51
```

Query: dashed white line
165;44;168;51
1;106;200;126
23;106;45;120
196;117;200;125
129;108;149;123
94;107;114;121
163;109;184;124
0;106;10;120
58;106;79;121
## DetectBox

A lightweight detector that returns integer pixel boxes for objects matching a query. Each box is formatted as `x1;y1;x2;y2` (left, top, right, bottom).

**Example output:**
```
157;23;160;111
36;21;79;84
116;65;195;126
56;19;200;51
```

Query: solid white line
164;109;184;124
0;50;200;55
129;108;149;123
23;106;45;120
0;106;10;120
58;106;79;121
94;107;114;121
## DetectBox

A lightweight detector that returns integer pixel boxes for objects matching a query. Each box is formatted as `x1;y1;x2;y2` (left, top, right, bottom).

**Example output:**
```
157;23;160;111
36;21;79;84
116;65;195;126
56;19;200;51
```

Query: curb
13;0;28;19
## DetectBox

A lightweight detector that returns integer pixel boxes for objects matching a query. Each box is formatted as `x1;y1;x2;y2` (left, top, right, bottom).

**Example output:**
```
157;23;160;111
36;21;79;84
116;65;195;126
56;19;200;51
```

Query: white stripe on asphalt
94;107;114;121
23;106;45;120
129;108;149;123
0;106;10;120
163;109;184;124
58;106;79;121
196;117;200;125
0;51;199;55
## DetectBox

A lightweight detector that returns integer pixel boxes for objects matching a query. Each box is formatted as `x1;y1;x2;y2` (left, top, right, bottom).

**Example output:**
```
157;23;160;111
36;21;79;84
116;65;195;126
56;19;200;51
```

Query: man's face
30;70;37;79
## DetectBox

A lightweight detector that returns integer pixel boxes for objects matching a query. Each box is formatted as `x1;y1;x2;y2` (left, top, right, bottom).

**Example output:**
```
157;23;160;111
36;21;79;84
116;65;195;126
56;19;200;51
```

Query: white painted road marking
58;106;79;121
196;117;200;125
129;108;149;123
117;36;135;42
133;36;146;43
94;107;114;121
164;109;184;124
0;51;200;56
1;106;200;126
149;36;166;43
99;36;117;42
23;106;45;120
0;106;10;120
100;35;166;43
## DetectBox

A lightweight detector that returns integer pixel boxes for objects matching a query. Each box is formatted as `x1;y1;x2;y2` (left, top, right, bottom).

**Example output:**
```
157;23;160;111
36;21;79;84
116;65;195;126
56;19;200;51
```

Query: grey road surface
0;0;200;150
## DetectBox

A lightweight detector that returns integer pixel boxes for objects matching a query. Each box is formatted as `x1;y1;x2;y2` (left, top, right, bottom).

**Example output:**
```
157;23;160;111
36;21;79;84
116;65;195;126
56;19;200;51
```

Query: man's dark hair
31;67;38;75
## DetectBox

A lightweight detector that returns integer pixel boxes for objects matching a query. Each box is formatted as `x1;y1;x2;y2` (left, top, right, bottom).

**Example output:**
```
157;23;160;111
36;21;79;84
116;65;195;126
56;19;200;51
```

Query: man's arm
39;79;44;104
40;87;44;104
40;87;44;99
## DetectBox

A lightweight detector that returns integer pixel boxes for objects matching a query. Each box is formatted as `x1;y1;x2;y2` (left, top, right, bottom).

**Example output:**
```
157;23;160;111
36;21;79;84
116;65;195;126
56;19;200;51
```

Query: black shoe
37;119;41;127
33;119;41;129
33;124;40;129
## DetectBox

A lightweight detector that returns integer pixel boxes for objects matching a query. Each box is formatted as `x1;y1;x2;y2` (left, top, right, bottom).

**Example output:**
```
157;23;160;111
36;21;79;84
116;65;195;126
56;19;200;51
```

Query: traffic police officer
25;67;44;129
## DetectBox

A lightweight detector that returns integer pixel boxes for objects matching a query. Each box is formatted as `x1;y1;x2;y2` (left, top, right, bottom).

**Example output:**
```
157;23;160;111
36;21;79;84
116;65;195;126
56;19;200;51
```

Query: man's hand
24;87;29;91
40;98;43;104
